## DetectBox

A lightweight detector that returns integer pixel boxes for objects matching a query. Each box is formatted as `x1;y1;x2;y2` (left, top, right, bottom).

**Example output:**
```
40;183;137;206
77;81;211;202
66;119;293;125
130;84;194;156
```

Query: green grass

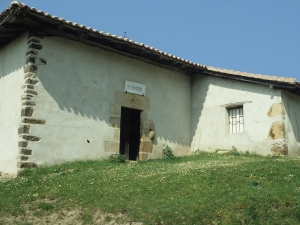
0;152;300;224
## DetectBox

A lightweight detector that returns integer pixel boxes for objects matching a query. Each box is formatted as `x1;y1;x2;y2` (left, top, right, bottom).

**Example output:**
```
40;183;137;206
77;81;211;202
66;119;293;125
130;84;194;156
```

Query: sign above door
124;81;146;96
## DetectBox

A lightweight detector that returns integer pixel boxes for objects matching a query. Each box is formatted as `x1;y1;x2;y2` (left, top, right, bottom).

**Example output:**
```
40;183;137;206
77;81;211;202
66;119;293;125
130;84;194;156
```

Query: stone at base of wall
17;162;38;169
105;141;120;153
270;143;288;155
139;152;149;160
139;141;153;153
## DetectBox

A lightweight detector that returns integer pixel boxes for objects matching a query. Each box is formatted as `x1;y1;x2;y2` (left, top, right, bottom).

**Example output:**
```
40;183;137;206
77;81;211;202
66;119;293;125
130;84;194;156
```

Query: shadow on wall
282;91;300;143
190;74;209;143
38;64;109;123
190;74;281;149
206;76;278;99
37;63;191;151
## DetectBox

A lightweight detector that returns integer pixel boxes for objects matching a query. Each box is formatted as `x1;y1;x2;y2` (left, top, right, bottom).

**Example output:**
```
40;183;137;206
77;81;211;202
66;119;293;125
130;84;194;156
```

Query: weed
294;199;300;221
231;146;242;156
109;154;126;163
104;215;112;222
162;144;174;158
81;210;93;224
0;154;299;224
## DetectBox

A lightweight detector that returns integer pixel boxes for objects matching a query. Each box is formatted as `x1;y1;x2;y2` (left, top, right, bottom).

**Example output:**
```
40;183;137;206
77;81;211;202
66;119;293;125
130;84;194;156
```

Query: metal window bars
229;107;244;133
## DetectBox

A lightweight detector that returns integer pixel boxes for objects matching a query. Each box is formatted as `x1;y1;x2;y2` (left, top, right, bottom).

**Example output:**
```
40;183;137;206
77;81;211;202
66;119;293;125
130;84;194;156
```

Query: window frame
227;106;244;134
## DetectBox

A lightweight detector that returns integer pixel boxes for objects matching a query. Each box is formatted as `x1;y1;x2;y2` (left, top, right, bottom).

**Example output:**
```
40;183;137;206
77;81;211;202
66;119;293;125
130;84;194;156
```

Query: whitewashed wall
0;33;27;174
29;36;191;166
191;75;283;155
282;90;300;156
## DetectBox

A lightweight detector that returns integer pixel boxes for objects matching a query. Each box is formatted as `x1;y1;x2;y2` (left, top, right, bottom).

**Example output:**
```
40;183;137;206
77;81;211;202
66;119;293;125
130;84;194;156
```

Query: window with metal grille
229;107;244;133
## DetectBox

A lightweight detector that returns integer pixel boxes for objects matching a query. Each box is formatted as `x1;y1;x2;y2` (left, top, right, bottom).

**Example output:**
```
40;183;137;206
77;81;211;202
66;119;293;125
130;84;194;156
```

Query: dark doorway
120;107;141;160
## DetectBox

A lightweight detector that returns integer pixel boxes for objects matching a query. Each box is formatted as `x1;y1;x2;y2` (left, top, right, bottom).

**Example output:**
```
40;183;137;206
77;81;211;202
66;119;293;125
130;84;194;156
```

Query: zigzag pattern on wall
17;31;46;170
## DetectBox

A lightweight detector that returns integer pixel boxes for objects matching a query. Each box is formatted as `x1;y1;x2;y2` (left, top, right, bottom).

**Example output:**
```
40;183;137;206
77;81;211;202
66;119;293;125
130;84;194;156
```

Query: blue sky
1;0;299;80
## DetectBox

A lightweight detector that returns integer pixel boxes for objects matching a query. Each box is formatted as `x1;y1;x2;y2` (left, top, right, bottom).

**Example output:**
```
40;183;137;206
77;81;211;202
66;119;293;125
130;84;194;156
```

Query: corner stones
21;107;33;117
267;103;284;117
17;162;38;169
105;141;120;153
22;118;46;124
17;32;46;170
24;64;37;73
268;122;284;140
20;149;32;155
21;135;41;142
18;141;28;148
114;91;150;111
270;143;288;155
18;125;30;134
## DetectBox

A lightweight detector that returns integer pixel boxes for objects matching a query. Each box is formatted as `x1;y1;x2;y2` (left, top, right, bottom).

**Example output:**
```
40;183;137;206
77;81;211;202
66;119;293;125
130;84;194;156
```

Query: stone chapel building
1;2;300;175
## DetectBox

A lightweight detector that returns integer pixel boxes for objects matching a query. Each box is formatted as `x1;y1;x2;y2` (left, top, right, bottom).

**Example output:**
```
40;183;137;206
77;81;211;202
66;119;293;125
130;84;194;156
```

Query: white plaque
124;81;146;96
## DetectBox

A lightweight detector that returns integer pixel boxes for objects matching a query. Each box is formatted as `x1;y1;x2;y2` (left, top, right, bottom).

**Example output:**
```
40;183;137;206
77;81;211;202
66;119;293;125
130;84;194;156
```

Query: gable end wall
0;33;27;175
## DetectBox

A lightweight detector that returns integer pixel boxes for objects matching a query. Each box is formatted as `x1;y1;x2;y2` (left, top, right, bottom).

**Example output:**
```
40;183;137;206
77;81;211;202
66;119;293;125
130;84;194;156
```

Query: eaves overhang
1;1;300;96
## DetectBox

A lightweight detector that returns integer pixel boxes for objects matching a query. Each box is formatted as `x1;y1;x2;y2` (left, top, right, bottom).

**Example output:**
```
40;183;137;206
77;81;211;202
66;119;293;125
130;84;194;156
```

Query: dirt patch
0;208;143;225
0;173;16;182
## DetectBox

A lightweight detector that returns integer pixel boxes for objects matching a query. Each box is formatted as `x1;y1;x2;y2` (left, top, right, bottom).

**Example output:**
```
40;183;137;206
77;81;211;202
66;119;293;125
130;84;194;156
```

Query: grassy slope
0;153;300;224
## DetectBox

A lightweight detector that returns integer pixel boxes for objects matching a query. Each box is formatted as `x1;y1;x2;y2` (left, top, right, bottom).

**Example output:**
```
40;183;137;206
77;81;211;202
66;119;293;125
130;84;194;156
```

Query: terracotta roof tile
206;66;297;84
0;1;298;86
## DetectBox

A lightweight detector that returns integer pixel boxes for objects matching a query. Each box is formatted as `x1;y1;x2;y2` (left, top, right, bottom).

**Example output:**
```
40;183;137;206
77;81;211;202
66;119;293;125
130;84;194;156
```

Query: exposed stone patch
24;72;37;79
24;64;37;73
21;135;41;142
270;143;288;155
27;38;40;44
141;120;155;131
20;156;29;161
28;43;43;50
21;95;34;100
21;107;33;117
109;116;121;128
139;152;149;160
25;78;39;85
24;90;38;95
139;141;153;153
268;122;284;139
22;118;46;124
110;104;121;116
17;32;46;174
22;85;34;89
26;50;38;56
114;129;120;141
17;162;38;169
22;101;36;106
140;131;148;141
110;95;153;161
267;103;284;117
26;56;46;65
114;91;150;110
140;111;148;120
18;141;28;148
105;141;120;153
20;149;32;155
18;125;30;134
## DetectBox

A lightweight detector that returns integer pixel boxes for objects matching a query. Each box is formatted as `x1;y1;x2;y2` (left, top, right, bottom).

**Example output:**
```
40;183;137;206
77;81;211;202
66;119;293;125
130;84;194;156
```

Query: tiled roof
0;1;299;88
207;67;297;84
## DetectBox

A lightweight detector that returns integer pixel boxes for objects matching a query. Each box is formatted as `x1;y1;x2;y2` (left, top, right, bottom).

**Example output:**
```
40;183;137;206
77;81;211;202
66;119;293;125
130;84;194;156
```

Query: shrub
162;144;174;158
109;154;126;163
231;146;242;156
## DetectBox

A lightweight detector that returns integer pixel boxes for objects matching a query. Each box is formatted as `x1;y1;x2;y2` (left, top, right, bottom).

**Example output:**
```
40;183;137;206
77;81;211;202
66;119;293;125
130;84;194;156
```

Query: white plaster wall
0;33;27;174
191;75;283;155
29;36;191;166
282;90;300;156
